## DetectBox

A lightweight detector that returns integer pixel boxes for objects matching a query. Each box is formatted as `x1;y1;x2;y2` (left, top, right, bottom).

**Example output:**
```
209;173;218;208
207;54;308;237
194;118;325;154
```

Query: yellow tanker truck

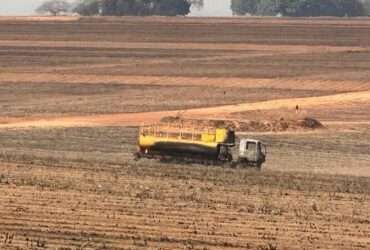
135;124;267;169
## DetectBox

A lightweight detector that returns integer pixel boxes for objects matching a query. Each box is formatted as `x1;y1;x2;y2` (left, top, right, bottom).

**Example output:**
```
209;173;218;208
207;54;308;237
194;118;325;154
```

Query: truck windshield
246;142;257;151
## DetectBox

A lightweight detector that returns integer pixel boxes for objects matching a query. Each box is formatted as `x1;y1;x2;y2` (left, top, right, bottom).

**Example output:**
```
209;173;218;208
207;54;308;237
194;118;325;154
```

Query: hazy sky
1;0;45;15
0;0;232;16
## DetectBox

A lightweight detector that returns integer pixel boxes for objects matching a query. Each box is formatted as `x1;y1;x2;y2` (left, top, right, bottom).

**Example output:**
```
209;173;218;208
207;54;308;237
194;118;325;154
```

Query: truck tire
255;162;262;170
133;152;141;161
230;161;238;169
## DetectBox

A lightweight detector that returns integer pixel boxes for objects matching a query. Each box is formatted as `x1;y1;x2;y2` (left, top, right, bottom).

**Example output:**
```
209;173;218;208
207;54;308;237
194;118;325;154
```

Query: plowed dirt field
0;16;369;250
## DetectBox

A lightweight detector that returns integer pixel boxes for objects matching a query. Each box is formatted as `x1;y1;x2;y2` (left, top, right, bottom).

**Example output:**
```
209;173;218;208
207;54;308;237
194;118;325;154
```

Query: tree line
231;0;370;17
37;0;204;16
37;0;370;17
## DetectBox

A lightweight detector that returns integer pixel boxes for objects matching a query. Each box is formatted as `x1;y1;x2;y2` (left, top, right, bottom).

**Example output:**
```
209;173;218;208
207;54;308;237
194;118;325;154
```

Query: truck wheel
255;163;262;170
230;161;238;169
227;154;233;162
133;152;141;161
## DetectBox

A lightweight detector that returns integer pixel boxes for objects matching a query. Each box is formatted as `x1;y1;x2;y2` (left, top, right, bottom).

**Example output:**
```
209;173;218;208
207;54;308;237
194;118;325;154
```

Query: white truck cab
237;139;267;169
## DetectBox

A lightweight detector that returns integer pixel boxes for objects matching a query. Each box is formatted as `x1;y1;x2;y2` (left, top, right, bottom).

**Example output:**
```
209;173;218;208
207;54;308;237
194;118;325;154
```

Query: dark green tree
231;0;283;16
256;0;280;15
36;0;71;16
277;0;301;16
362;0;370;15
151;0;191;16
73;0;100;16
231;0;366;16
337;0;366;16
231;0;259;15
290;0;366;17
74;0;191;16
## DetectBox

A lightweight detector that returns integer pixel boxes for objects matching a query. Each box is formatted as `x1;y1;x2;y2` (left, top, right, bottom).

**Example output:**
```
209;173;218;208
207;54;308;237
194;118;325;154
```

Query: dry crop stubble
0;127;369;249
0;17;369;249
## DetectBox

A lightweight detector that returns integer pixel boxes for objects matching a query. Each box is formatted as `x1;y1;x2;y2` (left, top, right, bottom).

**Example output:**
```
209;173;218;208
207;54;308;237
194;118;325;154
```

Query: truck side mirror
261;144;267;156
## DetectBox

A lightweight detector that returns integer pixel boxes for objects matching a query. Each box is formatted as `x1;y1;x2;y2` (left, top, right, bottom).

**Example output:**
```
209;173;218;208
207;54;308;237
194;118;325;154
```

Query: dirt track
1;90;369;128
2;73;370;92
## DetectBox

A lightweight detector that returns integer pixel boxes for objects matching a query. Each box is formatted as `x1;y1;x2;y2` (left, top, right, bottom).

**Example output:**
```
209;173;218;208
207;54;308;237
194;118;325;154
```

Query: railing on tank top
140;123;217;142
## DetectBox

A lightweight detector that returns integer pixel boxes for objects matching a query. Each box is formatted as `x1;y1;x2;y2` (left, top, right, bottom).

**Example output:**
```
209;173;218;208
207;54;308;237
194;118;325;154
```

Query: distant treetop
36;0;71;16
73;0;192;16
231;0;369;17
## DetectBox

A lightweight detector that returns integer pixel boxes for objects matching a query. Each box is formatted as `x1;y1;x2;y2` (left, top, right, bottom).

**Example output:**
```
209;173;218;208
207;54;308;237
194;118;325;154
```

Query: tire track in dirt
6;52;283;73
2;53;277;74
0;40;366;53
4;44;350;74
2;73;370;92
1;91;369;129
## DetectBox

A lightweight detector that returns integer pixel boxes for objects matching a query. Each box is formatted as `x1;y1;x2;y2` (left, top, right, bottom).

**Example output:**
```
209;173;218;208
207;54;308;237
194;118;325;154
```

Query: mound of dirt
160;116;324;132
298;117;325;129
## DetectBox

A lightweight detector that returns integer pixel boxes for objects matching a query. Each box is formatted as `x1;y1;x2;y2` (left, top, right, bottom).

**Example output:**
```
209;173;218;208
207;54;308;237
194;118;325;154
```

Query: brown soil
0;127;369;250
0;16;369;250
161;116;324;132
0;90;368;129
